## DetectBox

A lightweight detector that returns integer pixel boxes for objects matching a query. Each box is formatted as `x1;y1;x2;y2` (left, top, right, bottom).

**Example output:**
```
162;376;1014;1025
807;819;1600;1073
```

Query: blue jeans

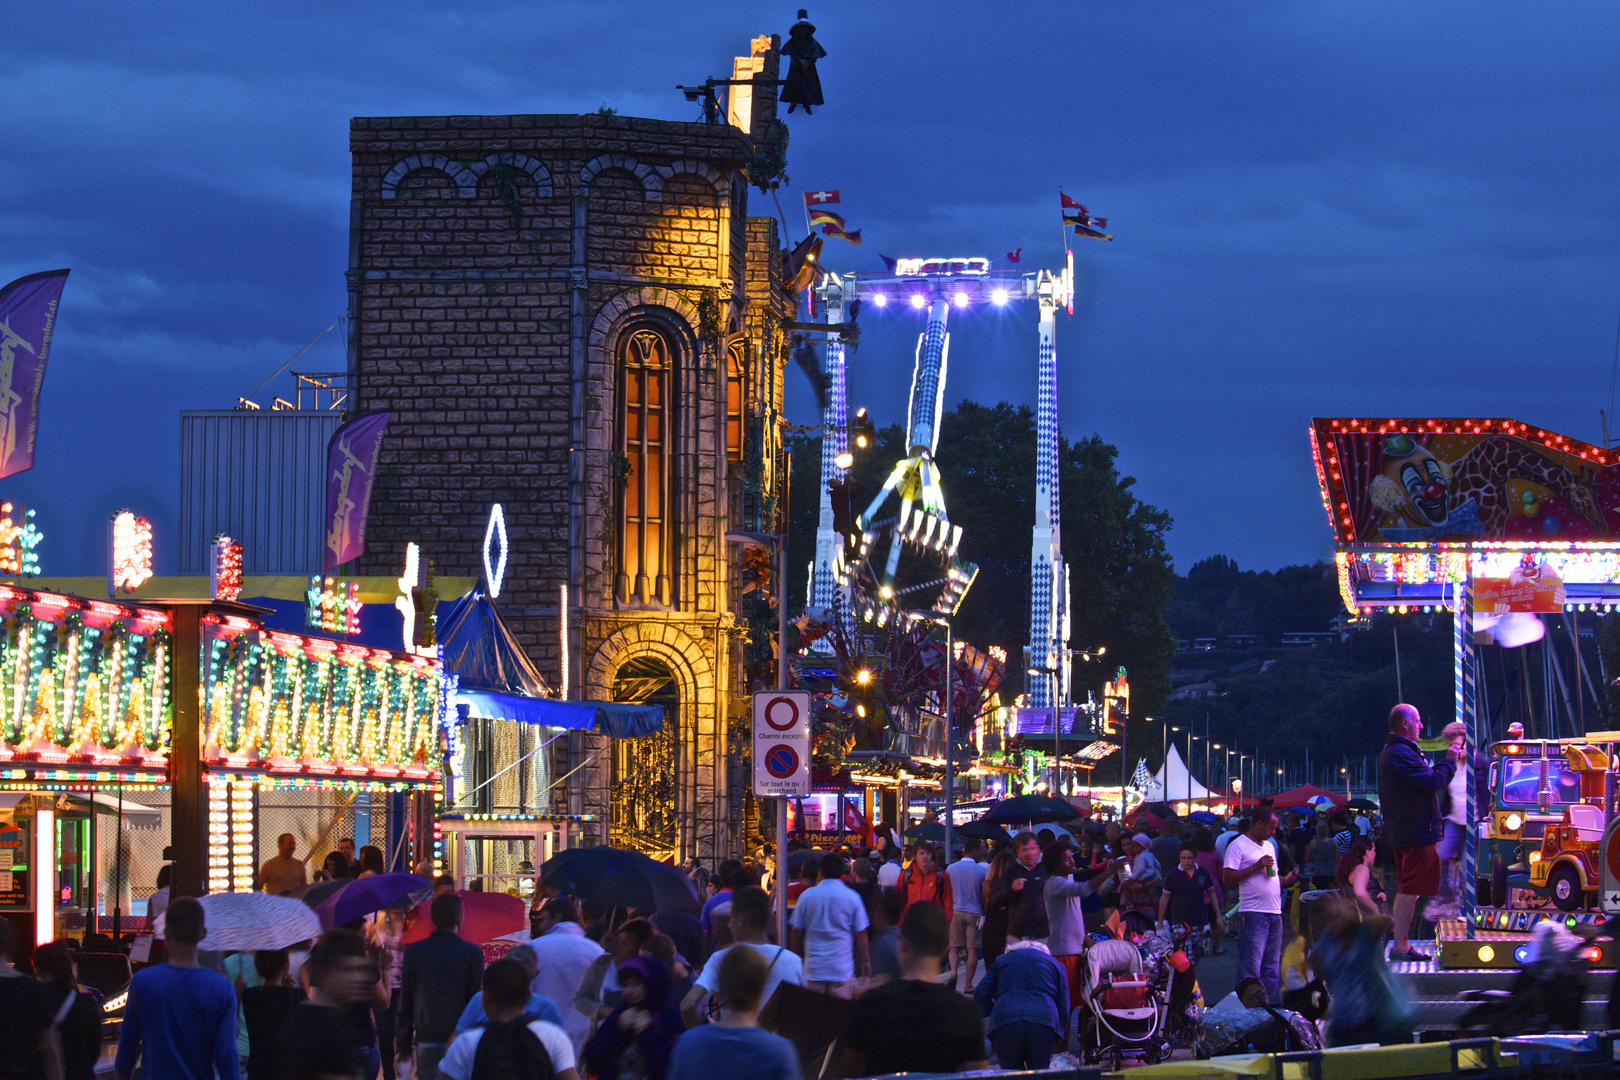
992;1020;1056;1070
415;1043;448;1080
1237;911;1284;998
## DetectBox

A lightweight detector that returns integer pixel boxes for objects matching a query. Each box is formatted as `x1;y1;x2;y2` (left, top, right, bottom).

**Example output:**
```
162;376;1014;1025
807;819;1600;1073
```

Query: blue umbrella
1186;810;1220;825
315;872;432;929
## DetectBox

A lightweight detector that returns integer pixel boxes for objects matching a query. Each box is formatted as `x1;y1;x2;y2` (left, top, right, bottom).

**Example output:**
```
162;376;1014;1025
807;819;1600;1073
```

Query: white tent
1141;744;1214;802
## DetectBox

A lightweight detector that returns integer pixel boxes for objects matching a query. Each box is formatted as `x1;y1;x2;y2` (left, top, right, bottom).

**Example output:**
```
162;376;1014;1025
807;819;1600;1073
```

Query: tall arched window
725;340;747;463
617;327;675;606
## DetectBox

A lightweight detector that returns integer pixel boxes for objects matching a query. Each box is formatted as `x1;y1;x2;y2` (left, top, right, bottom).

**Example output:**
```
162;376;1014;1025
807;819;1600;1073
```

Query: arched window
617;327;675;606
725;340;747;463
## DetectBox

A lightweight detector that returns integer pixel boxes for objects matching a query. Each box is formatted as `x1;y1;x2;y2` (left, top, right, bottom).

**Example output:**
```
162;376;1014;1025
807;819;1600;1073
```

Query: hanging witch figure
780;9;826;114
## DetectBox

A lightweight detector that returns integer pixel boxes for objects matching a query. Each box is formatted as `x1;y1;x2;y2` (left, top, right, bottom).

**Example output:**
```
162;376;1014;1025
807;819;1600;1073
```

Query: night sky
4;2;1618;576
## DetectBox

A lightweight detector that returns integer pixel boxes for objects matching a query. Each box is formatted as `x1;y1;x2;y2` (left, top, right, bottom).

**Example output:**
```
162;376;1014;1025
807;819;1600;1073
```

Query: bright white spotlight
909;294;925;308
872;293;887;307
991;288;1009;305
834;452;854;469
954;292;969;307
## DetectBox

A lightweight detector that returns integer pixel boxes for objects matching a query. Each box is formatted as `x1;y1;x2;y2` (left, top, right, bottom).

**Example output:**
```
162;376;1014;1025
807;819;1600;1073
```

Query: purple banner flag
0;270;70;480
323;410;390;570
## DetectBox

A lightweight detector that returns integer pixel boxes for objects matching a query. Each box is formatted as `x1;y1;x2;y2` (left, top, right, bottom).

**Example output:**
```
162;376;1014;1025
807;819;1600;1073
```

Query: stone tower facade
346;90;796;859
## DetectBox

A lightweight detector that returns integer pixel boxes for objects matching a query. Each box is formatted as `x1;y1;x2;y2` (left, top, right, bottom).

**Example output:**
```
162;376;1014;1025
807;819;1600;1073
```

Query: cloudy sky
4;1;1618;575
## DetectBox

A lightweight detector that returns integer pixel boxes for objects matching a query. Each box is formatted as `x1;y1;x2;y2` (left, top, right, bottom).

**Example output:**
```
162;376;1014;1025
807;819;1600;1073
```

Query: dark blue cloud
3;1;1618;575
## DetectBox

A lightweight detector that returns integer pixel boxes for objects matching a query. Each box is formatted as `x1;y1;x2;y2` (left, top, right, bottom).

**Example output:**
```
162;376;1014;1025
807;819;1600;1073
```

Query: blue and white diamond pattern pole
1027;267;1071;708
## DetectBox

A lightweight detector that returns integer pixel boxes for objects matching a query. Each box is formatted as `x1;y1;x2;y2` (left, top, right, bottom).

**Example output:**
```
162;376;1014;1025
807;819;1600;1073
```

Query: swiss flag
1006;248;1022;264
1060;191;1086;212
804;190;840;207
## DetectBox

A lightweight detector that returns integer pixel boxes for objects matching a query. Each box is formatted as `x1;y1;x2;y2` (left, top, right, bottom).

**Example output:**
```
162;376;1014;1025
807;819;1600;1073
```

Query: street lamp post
1026;665;1061;795
1206;740;1216;815
1164;724;1176;802
725;464;792;946
915;611;956;858
1186;728;1195;811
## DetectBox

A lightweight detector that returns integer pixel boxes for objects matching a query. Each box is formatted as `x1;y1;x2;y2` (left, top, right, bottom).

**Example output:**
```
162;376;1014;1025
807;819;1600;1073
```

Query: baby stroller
1079;938;1168;1068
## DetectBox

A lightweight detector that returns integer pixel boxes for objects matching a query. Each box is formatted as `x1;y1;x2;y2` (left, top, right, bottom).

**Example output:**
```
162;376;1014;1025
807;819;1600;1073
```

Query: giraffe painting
1368;433;1608;542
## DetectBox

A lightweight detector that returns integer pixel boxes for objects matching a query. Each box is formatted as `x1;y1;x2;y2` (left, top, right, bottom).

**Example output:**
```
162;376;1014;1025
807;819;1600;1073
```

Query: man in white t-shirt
943;840;988;991
789;853;870;997
438;959;578;1080
528;897;604;1054
682;885;804;1026
1221;806;1296;998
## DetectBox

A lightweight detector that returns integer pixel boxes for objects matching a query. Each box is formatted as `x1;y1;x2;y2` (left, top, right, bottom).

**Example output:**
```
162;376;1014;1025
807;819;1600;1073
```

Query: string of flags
1062;190;1112;241
805;189;861;245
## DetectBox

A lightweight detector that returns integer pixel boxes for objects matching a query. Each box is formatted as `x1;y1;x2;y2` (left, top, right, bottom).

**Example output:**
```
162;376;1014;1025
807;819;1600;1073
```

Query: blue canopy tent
438;590;664;737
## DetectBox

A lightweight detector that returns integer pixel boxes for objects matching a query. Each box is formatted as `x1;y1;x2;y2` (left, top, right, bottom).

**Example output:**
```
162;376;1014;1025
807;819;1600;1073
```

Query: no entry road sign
753;690;810;797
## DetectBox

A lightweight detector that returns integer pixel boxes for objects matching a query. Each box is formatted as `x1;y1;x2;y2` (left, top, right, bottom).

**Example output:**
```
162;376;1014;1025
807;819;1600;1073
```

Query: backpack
470;1017;555;1080
900;864;945;904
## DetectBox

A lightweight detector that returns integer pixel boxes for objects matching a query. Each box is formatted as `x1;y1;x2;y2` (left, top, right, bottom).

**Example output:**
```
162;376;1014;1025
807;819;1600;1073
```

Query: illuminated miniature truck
1529;801;1605;910
1484;736;1620;911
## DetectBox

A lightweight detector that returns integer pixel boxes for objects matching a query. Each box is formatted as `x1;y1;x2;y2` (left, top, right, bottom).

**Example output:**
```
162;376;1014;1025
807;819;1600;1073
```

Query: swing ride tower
808;254;1075;691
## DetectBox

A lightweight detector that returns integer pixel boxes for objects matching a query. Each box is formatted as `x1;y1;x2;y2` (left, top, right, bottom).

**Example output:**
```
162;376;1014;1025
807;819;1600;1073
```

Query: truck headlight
103;992;127;1013
1504;813;1523;832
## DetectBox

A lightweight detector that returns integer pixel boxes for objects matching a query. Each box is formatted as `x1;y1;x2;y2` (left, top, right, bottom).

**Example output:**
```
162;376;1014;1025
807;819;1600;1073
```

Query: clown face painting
1313;423;1615;544
1370;436;1454;531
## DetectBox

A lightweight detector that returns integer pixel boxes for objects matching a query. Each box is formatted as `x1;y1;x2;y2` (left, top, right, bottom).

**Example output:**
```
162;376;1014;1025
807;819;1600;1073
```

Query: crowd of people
0;702;1505;1078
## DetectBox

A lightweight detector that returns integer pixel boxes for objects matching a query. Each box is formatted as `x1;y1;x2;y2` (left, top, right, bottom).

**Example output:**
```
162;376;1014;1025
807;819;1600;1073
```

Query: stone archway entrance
609;656;679;856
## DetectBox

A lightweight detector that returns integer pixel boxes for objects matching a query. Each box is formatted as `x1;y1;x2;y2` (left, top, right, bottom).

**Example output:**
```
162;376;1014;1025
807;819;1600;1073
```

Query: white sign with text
753;691;811;797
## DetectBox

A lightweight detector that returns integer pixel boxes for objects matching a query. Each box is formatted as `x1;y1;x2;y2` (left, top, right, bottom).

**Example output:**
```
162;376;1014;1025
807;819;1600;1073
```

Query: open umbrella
316;872;432;929
903;822;947;843
1186;810;1220;825
979;795;1083;826
1346;797;1378;811
1123;810;1164;831
292;879;352;908
1136;802;1174;818
955;819;1011;842
401;890;527;944
156;892;322;951
539;847;702;916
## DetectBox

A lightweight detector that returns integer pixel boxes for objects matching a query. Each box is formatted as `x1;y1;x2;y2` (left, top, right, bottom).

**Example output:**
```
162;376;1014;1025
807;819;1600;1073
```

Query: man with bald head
1378;703;1461;961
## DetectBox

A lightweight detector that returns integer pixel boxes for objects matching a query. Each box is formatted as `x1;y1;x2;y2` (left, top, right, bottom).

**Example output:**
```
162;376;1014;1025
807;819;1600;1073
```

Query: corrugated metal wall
178;411;340;575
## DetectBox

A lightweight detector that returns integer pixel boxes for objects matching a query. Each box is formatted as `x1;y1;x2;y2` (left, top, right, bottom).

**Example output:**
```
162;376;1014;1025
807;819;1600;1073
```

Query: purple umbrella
315;872;432;929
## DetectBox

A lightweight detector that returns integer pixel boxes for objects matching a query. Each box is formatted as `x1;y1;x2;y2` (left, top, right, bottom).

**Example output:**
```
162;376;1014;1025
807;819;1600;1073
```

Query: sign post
755;689;810;945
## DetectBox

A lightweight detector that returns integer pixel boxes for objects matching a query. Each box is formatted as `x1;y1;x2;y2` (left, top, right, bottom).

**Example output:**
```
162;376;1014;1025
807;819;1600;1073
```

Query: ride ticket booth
1312;417;1620;968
